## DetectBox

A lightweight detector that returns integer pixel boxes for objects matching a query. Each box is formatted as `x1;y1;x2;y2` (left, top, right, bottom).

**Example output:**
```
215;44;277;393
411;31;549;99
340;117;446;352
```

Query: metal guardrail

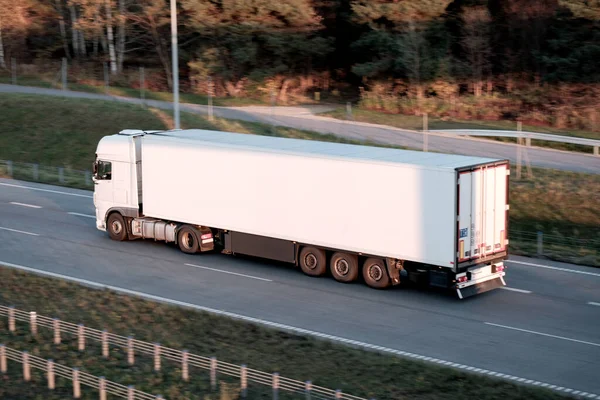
429;129;600;155
0;344;160;399
0;305;368;400
0;159;93;188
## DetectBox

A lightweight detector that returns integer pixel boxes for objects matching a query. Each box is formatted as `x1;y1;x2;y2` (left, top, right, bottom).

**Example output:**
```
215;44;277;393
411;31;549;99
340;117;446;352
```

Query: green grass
322;108;599;154
0;93;598;266
0;266;572;400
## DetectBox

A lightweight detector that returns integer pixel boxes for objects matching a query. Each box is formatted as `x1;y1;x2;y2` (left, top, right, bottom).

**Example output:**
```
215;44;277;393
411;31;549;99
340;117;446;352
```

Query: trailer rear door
457;163;509;264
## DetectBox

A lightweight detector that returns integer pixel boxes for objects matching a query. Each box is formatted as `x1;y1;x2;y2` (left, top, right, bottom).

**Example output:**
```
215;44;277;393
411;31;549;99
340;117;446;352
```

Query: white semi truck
93;128;509;298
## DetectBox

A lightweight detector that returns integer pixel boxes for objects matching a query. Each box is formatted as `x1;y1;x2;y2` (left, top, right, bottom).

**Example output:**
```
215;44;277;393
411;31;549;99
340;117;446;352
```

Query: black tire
178;226;199;254
362;257;391;289
107;213;127;241
330;252;359;283
299;246;327;276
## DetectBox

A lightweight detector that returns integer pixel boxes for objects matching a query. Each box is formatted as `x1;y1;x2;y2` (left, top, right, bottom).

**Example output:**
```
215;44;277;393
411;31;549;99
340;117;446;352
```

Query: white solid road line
499;287;532;294
10;202;42;209
485;322;600;348
184;263;272;282
0;182;93;198
0;226;40;236
68;212;96;219
506;260;600;278
588;302;600;307
0;260;597;399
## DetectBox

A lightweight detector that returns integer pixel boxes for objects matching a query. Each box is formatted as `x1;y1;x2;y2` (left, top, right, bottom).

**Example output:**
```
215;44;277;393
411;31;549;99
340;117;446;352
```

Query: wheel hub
335;259;349;275
305;253;318;269
369;264;383;281
111;221;122;234
182;233;194;249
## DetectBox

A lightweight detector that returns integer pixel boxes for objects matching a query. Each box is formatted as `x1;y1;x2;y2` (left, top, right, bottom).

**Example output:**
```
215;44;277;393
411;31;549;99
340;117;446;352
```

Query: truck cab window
96;161;112;180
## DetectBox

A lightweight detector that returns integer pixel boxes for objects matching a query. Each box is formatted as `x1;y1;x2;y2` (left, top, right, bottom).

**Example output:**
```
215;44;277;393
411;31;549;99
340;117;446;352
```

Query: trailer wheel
178;226;199;254
362;257;391;289
107;213;127;241
299;246;327;276
330;252;359;283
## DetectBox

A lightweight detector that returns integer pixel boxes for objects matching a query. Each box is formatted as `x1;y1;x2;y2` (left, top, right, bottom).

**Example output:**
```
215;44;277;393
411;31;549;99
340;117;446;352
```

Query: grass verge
0;74;267;107
0;266;571;400
321;108;599;154
0;93;598;266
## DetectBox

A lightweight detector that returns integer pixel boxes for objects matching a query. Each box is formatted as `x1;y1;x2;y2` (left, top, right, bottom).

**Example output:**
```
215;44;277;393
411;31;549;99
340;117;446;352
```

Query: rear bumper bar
456;272;506;299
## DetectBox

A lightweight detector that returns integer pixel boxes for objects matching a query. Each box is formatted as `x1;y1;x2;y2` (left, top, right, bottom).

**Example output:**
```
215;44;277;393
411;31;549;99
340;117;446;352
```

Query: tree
0;0;38;67
181;0;330;98
460;6;492;96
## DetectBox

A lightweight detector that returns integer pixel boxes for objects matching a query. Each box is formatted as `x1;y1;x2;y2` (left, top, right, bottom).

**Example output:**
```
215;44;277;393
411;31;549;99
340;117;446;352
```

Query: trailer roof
141;128;504;170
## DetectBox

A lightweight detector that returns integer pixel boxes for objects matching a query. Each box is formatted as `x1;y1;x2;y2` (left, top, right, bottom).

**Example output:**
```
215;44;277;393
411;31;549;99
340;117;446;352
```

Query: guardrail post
423;112;429;152
128;385;135;400
11;58;17;85
99;376;106;400
61;58;67;90
127;336;134;365
154;343;161;372
346;102;352;120
8;307;15;332
85;170;92;186
272;372;279;400
240;364;247;398
33;163;39;181
104;62;109;94
78;324;85;351
30;312;37;336
23;351;30;381
48;359;55;389
139;66;145;105
594;146;599;156
305;381;312;400
6;160;13;178
53;318;61;344
58;167;65;184
210;357;217;390
537;231;543;256
182;350;189;381
0;344;6;373
73;368;81;398
102;330;109;358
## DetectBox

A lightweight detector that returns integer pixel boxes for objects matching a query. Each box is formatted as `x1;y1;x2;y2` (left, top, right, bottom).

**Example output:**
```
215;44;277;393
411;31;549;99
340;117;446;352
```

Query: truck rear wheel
178;226;199;254
299;246;327;277
107;213;127;241
362;257;391;289
330;252;359;283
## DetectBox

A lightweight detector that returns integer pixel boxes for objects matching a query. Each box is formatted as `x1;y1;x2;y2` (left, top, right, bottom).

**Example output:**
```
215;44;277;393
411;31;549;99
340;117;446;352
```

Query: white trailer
93;128;509;298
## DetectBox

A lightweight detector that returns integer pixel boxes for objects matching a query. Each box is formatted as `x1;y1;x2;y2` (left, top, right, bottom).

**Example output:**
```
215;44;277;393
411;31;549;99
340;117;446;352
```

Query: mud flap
456;277;506;299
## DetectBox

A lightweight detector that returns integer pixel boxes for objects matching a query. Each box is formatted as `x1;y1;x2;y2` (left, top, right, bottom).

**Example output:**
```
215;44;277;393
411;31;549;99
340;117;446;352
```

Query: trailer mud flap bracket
456;277;505;299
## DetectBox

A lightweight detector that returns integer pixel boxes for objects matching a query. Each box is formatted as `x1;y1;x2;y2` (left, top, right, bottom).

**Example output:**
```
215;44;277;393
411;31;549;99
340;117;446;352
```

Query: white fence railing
429;129;600;156
0;305;368;400
0;344;161;399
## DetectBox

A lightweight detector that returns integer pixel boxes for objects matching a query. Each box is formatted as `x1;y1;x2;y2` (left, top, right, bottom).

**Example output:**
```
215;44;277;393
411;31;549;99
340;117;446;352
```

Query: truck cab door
93;160;114;230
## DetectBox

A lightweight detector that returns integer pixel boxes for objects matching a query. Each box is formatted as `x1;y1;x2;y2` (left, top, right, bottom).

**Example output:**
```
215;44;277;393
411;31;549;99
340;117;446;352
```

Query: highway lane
1;84;599;174
1;179;600;397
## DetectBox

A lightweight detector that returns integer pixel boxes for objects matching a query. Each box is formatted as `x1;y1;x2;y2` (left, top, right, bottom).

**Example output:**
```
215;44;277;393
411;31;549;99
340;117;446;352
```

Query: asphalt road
0;178;599;398
1;83;599;174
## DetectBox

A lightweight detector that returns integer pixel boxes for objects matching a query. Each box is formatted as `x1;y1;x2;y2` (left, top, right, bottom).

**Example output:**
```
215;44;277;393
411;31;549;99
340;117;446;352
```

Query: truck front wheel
107;213;127;241
330;252;359;283
178;226;199;254
299;246;327;277
362;257;391;289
